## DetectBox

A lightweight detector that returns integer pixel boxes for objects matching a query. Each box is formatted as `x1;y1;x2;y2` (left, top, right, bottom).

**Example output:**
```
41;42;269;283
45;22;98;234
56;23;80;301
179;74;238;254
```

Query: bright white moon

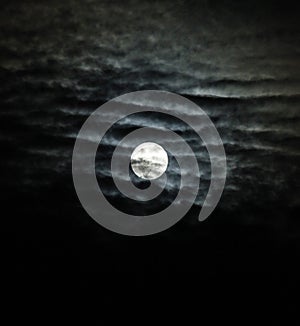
130;142;168;180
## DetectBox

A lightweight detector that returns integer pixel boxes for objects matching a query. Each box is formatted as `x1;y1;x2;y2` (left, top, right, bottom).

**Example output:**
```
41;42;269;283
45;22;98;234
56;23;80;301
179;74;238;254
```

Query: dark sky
1;0;300;309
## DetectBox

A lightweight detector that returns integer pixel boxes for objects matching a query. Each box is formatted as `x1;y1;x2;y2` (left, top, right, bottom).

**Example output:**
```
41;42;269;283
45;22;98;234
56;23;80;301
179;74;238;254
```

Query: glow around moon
130;142;169;180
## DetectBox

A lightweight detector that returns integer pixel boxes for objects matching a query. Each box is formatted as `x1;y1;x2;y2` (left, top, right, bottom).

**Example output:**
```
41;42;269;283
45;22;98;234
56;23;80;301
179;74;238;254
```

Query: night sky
1;0;300;310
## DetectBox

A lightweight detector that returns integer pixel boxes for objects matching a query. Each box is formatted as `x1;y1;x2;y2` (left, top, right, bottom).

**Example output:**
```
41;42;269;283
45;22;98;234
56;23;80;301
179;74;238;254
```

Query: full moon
130;142;169;180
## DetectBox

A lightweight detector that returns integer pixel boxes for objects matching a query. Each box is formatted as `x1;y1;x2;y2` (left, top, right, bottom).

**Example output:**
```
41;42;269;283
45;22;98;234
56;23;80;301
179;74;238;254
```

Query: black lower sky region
1;0;300;306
